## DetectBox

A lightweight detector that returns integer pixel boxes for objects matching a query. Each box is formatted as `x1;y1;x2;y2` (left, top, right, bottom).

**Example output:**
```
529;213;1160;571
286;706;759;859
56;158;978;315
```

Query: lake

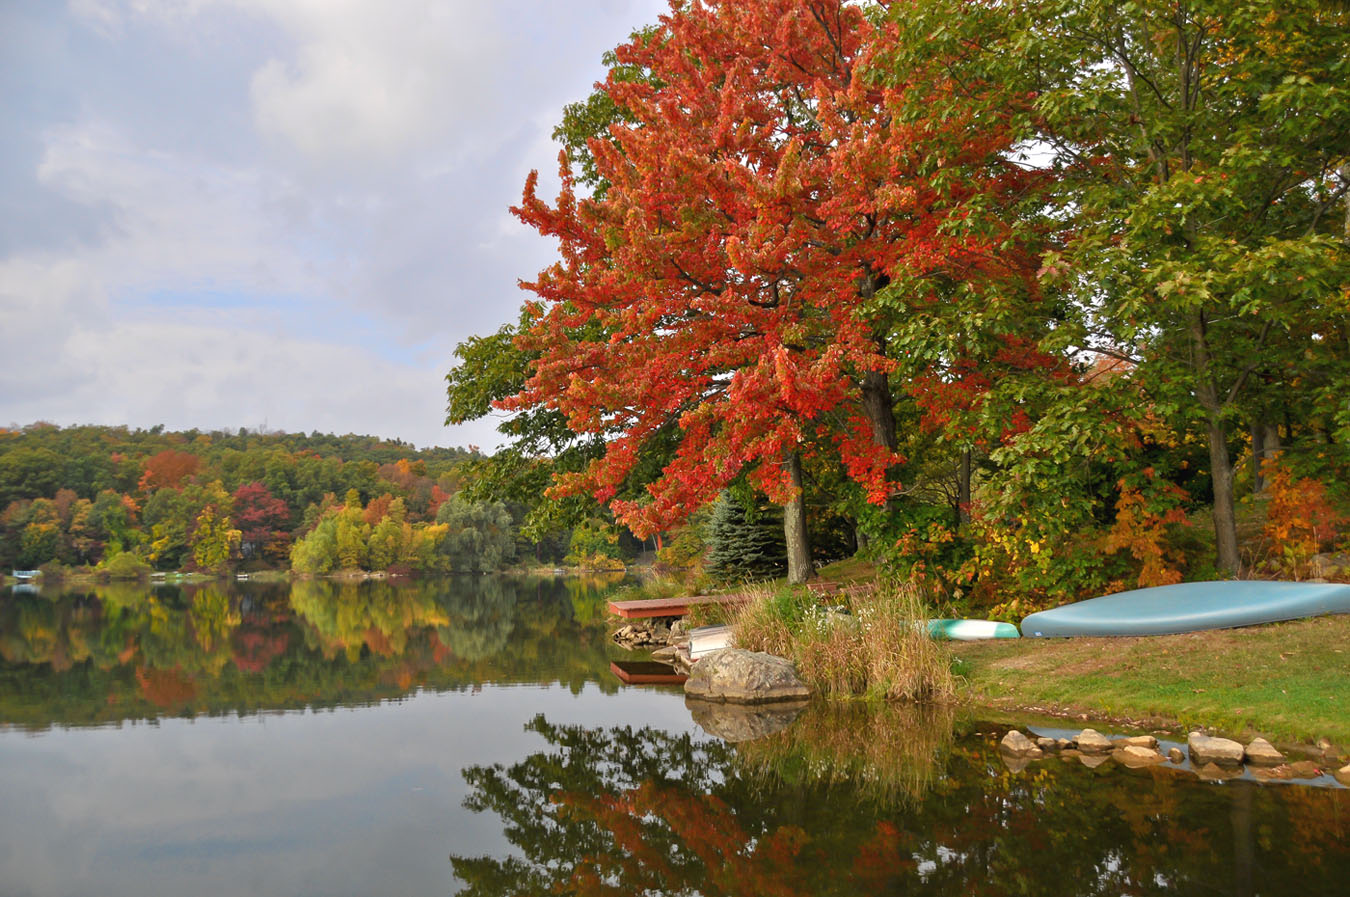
1;576;1346;896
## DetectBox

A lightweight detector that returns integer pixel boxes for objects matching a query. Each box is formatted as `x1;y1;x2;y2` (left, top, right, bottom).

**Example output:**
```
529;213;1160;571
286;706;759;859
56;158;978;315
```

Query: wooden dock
607;582;854;619
607;593;751;619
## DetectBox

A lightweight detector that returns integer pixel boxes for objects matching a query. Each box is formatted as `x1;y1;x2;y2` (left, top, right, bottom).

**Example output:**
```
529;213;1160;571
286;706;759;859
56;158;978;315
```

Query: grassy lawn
952;614;1350;746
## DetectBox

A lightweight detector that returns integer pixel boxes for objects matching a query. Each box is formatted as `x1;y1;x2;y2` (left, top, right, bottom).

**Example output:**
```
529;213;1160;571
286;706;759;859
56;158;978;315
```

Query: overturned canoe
926;619;1020;641
1020;580;1350;638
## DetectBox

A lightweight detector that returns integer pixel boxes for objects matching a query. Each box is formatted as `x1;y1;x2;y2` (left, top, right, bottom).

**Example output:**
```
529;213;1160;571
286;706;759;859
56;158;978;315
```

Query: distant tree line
0;424;536;575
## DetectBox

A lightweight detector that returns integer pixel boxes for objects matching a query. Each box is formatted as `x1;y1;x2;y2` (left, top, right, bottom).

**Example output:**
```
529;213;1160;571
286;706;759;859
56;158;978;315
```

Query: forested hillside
0;423;527;575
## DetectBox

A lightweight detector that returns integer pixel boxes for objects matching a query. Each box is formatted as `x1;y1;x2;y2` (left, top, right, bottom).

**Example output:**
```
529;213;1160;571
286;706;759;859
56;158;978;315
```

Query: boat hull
1020;581;1350;638
688;624;733;660
926;619;1020;641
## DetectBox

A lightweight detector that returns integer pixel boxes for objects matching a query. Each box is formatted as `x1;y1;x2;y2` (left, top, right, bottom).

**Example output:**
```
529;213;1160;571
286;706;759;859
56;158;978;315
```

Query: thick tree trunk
861;368;899;453
1208;415;1241;575
957;449;972;524
1191;311;1242;575
783;451;813;584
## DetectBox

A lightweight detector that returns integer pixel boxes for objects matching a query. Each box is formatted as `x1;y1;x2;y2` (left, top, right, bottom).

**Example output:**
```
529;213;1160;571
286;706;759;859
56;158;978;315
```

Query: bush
98;551;152;580
731;581;956;702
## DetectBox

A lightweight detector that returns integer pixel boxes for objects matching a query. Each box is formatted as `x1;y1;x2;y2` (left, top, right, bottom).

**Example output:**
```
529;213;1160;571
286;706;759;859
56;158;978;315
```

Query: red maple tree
507;0;1046;540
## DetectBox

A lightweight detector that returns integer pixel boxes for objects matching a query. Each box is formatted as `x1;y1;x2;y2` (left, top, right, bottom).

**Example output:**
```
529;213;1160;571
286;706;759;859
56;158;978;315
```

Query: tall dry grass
729;580;957;702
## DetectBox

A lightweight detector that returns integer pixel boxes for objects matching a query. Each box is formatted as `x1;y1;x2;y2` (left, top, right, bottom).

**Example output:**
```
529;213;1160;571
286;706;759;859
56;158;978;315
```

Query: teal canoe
1020;580;1350;638
927;619;1020;641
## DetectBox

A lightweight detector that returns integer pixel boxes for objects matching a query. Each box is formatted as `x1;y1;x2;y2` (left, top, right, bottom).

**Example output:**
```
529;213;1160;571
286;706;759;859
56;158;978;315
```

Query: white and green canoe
926;619;1020;641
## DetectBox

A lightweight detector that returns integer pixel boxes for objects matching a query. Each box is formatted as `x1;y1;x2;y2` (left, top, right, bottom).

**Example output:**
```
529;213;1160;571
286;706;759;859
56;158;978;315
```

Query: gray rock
1035;737;1059;751
1113;735;1159;750
1114;745;1167;767
685;697;807;743
684;648;811;704
1243;737;1285;767
1000;730;1037;756
1167;747;1185;764
1076;729;1114;754
1188;732;1245;765
651;645;678;661
1196;761;1244;782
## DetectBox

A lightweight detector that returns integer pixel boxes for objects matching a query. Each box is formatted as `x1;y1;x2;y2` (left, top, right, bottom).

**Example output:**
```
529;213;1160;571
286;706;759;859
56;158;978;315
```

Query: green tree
435;495;518;573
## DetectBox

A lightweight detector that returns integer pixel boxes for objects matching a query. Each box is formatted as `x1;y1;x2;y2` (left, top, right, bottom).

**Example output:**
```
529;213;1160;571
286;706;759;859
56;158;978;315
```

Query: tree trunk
783;451;813;584
1192;311;1241;575
1250;424;1265;492
861;368;898;453
1208;414;1241;575
957;449;972;524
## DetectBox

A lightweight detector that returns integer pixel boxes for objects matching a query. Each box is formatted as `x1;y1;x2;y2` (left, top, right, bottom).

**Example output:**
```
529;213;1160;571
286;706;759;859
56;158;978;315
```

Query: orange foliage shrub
1104;481;1190;589
1261;459;1344;575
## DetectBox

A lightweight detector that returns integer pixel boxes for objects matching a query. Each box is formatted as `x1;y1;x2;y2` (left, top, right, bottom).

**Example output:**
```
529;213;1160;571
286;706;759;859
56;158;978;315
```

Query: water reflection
455;713;1350;897
0;576;624;730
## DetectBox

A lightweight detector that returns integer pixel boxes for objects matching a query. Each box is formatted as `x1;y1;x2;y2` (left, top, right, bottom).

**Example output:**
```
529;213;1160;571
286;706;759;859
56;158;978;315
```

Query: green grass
954;614;1350;746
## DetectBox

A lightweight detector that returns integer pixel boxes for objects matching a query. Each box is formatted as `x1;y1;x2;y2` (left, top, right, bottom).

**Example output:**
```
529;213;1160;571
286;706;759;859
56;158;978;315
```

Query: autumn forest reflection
0;576;625;730
455;712;1350;897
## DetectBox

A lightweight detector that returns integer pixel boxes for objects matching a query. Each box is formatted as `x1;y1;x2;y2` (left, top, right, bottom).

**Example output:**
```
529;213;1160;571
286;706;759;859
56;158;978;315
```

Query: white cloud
245;0;503;163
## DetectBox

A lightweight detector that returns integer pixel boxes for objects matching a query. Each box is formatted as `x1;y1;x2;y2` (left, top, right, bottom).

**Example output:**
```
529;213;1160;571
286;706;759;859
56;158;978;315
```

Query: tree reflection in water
0;576;623;728
453;710;1350;897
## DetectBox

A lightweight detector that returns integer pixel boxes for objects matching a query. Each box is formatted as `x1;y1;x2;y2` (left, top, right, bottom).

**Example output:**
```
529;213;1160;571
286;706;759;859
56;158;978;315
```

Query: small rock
1289;760;1322;779
1056;738;1073;750
1076;729;1114;754
1188;732;1245;765
1113;735;1159;750
1243;737;1285;767
1000;730;1037;757
1167;747;1185;764
651;645;678;661
670;619;689;638
1115;745;1167;767
1196;762;1244;782
1035;737;1059;751
1335;763;1350;786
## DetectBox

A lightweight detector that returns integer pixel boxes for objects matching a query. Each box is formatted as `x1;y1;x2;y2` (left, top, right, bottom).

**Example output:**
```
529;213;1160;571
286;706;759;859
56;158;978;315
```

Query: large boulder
684;648;811;704
685;697;807;742
1188;732;1245;765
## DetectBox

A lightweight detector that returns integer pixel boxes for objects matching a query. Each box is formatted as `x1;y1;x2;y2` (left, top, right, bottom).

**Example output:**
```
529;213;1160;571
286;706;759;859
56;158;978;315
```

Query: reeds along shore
727;581;958;702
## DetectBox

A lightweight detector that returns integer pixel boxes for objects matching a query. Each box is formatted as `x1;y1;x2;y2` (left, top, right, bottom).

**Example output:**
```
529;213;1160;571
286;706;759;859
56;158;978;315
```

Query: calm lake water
1;576;1346;896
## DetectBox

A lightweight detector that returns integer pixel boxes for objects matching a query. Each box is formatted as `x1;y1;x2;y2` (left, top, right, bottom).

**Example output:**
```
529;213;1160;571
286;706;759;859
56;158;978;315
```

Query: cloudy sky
0;0;668;450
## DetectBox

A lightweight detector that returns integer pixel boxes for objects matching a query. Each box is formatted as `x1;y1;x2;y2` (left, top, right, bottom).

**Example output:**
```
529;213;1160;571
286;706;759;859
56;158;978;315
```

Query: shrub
98;551;152;580
730;581;956;702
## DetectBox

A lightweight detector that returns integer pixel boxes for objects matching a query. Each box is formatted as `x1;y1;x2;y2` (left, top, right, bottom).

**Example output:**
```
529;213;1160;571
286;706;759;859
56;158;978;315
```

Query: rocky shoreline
611;616;1349;786
998;726;1350;787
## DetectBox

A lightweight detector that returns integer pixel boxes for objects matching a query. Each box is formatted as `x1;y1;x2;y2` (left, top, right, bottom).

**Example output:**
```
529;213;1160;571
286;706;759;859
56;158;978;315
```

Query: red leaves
506;0;1038;531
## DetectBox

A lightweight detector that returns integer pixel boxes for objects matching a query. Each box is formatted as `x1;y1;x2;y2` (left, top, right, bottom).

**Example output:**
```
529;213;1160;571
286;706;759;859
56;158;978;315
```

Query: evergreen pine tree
705;492;787;581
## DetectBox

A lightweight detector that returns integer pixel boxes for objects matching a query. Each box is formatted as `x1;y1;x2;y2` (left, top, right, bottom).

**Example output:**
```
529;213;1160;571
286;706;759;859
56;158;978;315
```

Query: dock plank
607;594;750;619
